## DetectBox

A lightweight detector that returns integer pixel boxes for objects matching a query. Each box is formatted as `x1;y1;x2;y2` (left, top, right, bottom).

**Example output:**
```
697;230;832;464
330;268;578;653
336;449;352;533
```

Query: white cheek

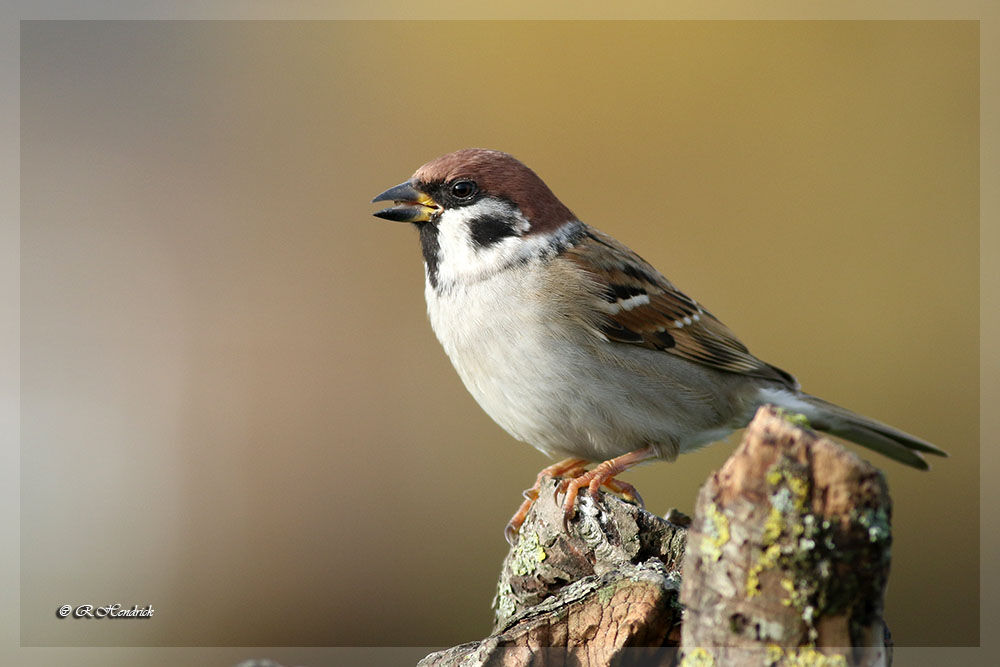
433;200;531;287
434;210;476;272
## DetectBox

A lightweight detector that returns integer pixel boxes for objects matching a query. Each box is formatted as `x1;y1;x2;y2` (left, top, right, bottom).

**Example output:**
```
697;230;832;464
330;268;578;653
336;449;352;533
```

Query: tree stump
680;406;893;666
420;406;894;667
418;477;689;667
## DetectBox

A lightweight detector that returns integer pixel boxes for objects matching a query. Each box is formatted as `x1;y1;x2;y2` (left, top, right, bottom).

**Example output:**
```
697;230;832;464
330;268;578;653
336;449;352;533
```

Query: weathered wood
494;477;687;629
420;406;895;667
418;478;688;667
680;406;893;666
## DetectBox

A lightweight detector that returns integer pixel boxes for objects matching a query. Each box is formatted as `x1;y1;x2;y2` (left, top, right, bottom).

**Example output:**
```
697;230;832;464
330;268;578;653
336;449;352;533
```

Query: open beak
371;181;441;223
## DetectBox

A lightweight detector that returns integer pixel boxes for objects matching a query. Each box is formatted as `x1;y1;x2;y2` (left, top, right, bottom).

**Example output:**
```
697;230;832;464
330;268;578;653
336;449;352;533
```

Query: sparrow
371;148;946;543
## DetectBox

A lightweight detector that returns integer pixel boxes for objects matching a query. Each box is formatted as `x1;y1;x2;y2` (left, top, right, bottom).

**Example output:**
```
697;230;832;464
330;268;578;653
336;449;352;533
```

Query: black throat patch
468;212;519;248
417;222;441;288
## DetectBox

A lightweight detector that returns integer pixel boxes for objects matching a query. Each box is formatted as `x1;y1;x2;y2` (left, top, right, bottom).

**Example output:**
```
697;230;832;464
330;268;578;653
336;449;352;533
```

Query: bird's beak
371;181;441;223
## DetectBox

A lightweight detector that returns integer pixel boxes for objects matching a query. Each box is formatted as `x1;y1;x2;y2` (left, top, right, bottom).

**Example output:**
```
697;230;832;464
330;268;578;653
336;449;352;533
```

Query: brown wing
562;228;798;388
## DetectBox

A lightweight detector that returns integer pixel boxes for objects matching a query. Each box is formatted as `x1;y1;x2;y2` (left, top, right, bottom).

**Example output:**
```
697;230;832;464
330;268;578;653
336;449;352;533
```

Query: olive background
18;19;979;657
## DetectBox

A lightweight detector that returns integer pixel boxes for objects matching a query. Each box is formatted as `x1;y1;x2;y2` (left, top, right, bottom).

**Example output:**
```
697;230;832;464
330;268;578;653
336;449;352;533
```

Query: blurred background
21;21;977;650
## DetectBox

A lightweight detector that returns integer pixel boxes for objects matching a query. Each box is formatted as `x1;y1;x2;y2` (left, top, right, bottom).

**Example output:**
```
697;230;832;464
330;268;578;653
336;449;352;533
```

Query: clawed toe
556;446;657;530
506;447;656;541
505;457;588;543
603;477;645;509
503;518;522;546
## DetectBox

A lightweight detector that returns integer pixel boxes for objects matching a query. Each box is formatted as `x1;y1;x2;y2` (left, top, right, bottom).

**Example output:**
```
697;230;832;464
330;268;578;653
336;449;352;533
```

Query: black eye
449;179;477;200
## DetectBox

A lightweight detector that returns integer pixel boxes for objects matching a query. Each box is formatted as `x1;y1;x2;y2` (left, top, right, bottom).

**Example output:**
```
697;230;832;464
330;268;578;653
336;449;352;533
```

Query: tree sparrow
371;148;946;542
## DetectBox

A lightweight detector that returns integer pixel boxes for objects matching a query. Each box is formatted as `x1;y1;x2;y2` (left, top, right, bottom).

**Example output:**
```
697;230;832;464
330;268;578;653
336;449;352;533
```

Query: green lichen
857;506;891;544
494;531;549;624
494;580;515;621
774;407;812;429
597;581;619;605
700;502;730;562
680;647;716;667
509;531;547;576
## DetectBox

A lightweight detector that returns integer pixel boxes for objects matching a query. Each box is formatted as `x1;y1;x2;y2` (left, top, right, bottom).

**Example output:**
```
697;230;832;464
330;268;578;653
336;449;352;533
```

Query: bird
371;148;947;543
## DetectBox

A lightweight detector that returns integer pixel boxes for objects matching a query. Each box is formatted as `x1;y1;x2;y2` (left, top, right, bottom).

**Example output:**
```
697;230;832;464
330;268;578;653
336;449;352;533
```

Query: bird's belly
426;272;742;461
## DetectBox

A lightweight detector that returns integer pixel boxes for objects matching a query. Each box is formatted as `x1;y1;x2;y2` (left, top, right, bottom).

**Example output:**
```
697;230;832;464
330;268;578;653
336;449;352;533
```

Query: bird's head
372;149;578;288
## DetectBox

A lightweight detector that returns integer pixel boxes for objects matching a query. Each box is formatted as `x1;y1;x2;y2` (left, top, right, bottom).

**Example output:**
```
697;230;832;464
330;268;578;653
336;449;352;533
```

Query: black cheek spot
418;222;441;288
469;213;518;248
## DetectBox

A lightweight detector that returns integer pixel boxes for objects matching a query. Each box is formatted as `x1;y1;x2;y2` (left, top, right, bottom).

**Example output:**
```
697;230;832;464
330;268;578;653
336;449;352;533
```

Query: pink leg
504;457;589;544
557;446;657;529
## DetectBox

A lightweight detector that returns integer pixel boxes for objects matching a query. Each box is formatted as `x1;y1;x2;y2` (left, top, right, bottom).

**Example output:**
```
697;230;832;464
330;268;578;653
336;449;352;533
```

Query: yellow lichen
779;577;796;606
763;506;785;543
781;646;848;666
747;542;782;597
786;475;809;507
700;502;730;562
680;647;716;667
746;569;761;597
765;643;849;666
749;459;815;599
768;465;809;509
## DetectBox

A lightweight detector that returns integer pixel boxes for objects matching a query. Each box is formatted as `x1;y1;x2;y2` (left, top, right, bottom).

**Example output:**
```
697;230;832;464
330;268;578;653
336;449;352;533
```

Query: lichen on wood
680;406;893;666
420;406;896;667
419;479;688;667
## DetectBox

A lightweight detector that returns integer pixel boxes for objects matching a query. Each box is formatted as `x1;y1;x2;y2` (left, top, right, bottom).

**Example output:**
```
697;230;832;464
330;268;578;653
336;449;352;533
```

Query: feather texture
562;229;798;388
376;148;947;474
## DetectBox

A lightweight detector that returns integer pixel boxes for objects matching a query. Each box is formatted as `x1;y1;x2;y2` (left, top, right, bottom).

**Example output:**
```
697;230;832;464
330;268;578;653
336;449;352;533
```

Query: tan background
20;20;977;649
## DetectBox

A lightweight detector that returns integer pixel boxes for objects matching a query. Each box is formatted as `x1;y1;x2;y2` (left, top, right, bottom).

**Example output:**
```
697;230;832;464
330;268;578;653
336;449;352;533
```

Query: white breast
423;216;750;462
427;259;606;458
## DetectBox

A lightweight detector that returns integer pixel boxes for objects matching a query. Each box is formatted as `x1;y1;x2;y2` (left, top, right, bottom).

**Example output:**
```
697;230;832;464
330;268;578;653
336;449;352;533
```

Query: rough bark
418;478;689;667
420;406;894;667
680;406;893;666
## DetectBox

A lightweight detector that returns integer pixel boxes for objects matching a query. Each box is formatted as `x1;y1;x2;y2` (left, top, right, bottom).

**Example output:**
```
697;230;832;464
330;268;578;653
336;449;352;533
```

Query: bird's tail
756;388;948;470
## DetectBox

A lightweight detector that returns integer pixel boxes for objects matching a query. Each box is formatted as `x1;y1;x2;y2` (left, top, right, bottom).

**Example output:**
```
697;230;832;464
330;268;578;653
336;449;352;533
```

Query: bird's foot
555;446;656;530
504;447;658;543
504;457;588;545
